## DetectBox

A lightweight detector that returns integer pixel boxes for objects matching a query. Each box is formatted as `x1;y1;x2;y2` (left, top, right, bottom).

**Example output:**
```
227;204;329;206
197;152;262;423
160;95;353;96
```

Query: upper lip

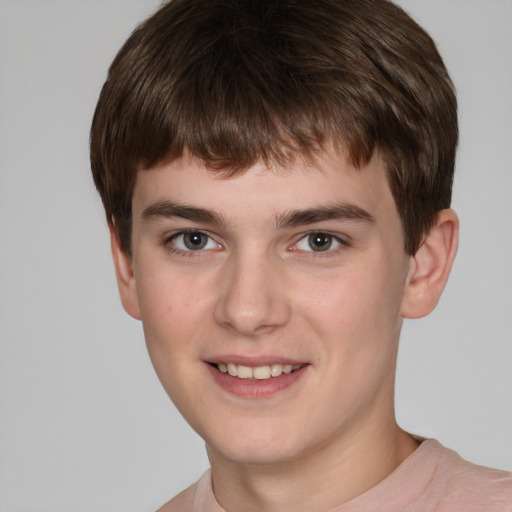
206;355;307;366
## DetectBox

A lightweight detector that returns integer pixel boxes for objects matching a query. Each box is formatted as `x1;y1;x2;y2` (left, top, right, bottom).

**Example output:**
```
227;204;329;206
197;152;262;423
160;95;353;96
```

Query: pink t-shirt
159;439;512;511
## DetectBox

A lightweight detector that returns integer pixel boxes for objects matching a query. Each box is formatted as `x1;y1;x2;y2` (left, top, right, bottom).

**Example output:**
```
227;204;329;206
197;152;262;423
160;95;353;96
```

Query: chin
210;442;302;467
204;422;316;467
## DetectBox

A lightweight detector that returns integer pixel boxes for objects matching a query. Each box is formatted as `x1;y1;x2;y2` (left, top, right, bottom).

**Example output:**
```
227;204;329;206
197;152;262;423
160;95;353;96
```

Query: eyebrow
141;200;375;230
141;200;227;228
275;204;375;228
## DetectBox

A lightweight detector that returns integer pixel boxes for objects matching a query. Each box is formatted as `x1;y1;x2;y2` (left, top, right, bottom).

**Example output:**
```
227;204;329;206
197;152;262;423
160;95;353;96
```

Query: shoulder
155;470;219;512
156;482;197;512
426;440;512;511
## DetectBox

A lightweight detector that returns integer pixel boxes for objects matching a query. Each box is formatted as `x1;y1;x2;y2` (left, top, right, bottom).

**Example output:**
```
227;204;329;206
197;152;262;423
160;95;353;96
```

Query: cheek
135;268;214;413
298;260;404;357
134;266;217;395
300;266;403;424
137;266;212;335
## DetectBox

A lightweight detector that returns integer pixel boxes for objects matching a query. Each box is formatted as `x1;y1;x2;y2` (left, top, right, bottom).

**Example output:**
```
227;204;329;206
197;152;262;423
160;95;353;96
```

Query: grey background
1;1;511;511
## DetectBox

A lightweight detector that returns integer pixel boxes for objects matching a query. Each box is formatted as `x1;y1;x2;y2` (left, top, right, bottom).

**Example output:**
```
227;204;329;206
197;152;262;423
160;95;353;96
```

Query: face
120;149;414;467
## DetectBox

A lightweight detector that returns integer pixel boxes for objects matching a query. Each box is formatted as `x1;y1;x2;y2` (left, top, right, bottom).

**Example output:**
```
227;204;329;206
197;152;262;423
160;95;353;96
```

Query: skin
111;148;458;512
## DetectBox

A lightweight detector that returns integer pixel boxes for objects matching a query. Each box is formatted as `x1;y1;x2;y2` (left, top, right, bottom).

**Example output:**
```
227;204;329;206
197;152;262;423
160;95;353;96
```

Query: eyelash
164;230;221;257
162;230;350;258
291;231;350;256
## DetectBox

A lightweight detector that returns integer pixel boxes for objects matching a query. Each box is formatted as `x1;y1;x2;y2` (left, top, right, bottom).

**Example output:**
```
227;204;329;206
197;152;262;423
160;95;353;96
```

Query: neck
208;419;419;512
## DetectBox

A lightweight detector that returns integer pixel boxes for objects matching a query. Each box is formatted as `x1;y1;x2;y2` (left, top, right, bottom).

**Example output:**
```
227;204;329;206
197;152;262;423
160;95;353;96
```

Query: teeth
253;366;271;379
237;365;253;379
270;364;283;377
216;362;302;380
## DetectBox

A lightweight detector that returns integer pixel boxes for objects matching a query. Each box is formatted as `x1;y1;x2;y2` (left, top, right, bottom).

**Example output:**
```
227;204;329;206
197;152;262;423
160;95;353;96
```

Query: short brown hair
90;0;457;255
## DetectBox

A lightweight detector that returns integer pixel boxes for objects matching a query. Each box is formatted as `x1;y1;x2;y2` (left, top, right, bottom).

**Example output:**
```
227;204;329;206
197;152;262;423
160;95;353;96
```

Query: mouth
206;360;308;398
213;362;303;380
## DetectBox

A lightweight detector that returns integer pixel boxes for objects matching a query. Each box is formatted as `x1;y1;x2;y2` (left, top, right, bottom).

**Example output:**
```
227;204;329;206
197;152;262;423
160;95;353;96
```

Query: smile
207;360;308;398
216;363;303;380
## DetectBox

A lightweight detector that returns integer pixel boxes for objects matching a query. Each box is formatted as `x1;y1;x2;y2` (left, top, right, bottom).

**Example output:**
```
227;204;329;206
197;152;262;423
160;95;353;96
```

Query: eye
170;230;220;252
295;232;343;252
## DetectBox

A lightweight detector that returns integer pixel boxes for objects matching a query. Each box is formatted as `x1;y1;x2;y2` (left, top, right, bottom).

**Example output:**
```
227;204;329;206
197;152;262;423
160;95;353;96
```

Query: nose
213;250;292;337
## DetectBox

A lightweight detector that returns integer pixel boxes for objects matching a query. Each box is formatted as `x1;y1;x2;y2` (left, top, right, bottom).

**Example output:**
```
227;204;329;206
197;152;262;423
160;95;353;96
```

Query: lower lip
205;363;308;398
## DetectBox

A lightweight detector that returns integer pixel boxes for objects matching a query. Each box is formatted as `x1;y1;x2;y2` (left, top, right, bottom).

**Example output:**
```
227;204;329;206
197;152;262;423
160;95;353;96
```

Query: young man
90;0;512;510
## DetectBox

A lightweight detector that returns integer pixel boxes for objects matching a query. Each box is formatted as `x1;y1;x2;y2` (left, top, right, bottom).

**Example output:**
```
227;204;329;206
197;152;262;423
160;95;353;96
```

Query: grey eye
295;232;342;252
183;232;208;250
172;231;219;251
308;232;333;251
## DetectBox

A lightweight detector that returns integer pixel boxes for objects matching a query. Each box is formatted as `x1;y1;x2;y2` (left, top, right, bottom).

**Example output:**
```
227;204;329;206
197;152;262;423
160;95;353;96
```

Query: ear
401;209;459;319
109;223;141;320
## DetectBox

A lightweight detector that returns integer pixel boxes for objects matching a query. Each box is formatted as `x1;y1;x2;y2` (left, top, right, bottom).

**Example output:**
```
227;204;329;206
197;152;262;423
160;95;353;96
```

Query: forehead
132;149;396;224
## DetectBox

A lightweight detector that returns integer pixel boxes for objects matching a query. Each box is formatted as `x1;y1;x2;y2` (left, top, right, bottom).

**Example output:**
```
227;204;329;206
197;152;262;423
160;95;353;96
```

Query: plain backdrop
0;1;511;511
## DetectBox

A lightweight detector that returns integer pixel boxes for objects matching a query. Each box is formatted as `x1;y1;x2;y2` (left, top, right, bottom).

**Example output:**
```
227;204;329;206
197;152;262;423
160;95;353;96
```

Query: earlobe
401;209;459;319
109;224;141;320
